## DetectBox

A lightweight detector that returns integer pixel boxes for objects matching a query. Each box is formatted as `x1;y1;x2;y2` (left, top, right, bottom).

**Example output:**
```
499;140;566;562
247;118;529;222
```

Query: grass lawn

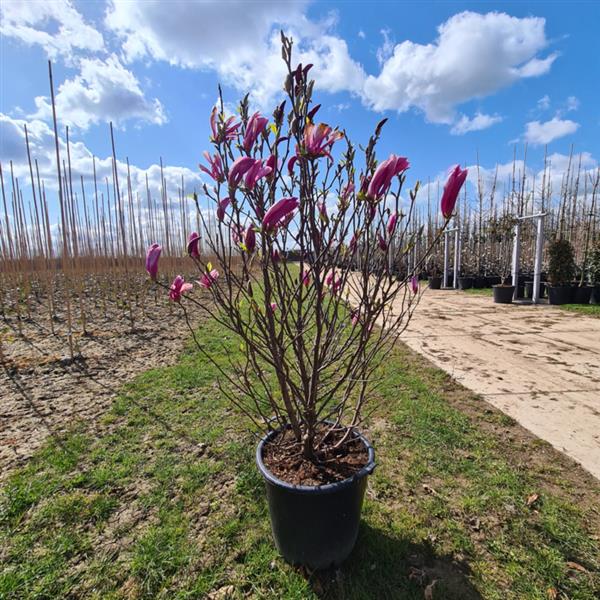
462;288;600;317
1;317;599;599
560;303;600;317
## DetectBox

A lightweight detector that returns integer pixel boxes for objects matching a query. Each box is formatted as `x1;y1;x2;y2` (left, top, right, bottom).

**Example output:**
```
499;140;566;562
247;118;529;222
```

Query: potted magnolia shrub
145;36;466;569
589;241;600;305
547;238;576;305
488;215;516;304
428;259;442;289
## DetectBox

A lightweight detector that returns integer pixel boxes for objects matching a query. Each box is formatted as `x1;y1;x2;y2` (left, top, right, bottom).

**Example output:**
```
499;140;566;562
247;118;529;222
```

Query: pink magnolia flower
269;302;278;313
198;269;219;289
351;309;360;326
387;212;398;236
228;156;256;189
244;225;256;253
187;232;200;258
262;197;299;231
411;275;419;294
441;165;468;219
244;159;272;191
340;182;354;206
169;275;193;302
325;270;342;293
199;151;225;183
307;103;321;121
265;154;278;180
216;197;230;221
210;106;240;142
303;123;343;159
145;243;161;280
349;232;359;254
378;234;387;252
287;155;298;175
243;112;269;152
231;225;243;245
301;269;311;286
367;155;410;200
272;249;280;262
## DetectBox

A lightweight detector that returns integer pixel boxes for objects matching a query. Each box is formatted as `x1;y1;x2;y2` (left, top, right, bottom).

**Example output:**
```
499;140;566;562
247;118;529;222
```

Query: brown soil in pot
261;423;369;486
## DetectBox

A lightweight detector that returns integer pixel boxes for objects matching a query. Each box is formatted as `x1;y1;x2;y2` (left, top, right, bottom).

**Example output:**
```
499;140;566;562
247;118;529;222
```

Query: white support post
511;222;521;301
533;214;545;304
443;231;449;288
453;227;460;289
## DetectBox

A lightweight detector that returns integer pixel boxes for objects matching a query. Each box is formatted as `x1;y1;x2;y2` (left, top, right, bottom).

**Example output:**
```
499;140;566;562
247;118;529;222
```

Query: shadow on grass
310;523;482;600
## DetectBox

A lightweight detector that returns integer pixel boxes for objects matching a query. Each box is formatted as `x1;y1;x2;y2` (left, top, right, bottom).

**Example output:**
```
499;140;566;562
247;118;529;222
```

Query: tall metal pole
453;227;460;289
533;215;545;304
443;231;449;288
511;222;521;301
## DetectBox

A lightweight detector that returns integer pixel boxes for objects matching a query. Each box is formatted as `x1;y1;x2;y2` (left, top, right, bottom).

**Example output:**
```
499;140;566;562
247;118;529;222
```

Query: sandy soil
0;288;195;480
397;289;600;480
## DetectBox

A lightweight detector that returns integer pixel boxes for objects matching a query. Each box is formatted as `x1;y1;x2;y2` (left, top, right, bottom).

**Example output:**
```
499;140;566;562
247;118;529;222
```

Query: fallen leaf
526;493;540;507
424;579;438;599
422;484;439;496
565;561;587;573
546;587;557;599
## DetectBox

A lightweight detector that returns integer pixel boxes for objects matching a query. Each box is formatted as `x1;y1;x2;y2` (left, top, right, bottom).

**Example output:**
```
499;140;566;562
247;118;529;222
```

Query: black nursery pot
591;285;600;305
256;428;376;570
573;286;592;304
547;285;574;305
493;285;515;304
428;275;442;290
458;276;473;290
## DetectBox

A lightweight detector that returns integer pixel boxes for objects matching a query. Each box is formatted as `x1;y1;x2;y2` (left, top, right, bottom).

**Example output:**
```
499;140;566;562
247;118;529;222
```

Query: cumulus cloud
30;55;167;130
105;0;364;110
450;112;503;135
537;95;551;110
0;0;104;62
362;11;556;124
0;113;201;202
523;117;579;145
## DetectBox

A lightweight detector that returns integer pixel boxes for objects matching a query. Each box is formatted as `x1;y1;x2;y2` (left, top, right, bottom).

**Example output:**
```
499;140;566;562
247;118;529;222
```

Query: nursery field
0;272;198;477
1;315;599;599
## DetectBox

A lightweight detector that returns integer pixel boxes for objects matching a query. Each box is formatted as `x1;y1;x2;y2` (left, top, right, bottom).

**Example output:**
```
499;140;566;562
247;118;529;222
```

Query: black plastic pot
458;276;473;290
473;276;486;289
486;276;502;286
573;286;592;304
591;285;600;305
428;276;441;290
524;281;534;299
493;285;515;304
256;428;375;570
547;285;574;305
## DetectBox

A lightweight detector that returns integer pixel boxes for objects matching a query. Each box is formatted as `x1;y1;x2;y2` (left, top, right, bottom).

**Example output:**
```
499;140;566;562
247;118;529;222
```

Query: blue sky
1;0;599;214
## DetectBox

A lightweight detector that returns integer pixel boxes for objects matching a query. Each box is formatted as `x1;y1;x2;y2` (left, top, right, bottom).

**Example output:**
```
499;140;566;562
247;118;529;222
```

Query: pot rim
256;425;376;494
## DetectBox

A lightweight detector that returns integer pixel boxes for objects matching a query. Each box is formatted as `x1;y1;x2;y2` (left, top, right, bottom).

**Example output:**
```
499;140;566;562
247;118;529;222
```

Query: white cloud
0;113;201;202
537;95;551;110
0;0;104;62
358;30;366;39
362;11;556;123
523;117;579;145
105;0;307;68
376;29;394;66
450;112;503;135
30;55;166;130
105;0;363;110
566;96;580;112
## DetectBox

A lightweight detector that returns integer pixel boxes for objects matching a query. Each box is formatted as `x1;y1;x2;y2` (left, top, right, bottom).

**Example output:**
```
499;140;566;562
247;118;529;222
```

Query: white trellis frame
443;226;460;289
511;212;546;303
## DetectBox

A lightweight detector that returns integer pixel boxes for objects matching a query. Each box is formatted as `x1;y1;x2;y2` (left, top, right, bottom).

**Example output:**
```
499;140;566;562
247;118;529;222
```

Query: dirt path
398;289;600;479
